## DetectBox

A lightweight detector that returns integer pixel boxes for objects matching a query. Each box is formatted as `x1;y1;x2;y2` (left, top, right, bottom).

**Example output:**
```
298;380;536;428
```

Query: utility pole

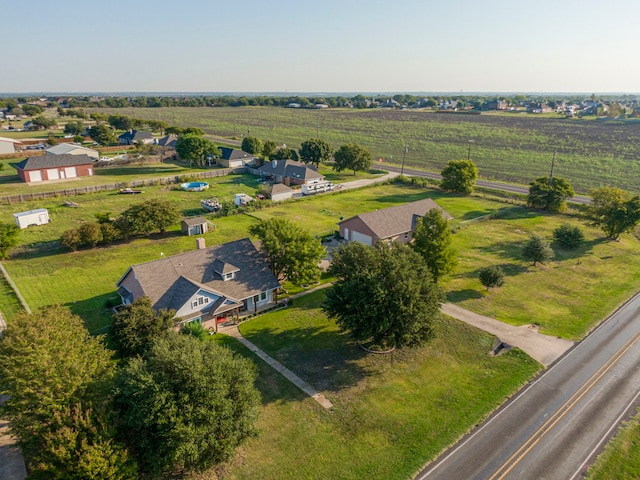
401;145;408;175
467;140;474;161
549;150;557;185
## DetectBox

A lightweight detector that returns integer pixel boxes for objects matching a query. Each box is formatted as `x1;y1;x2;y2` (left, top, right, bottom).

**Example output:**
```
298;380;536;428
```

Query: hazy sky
4;0;640;93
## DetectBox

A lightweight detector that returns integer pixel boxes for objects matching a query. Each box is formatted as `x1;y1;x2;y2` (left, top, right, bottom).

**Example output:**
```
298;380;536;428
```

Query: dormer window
225;272;234;281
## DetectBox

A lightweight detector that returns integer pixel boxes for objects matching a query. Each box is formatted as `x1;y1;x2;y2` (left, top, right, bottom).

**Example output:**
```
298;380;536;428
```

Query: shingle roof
220;147;256;161
117;238;280;312
181;216;207;227
46;143;98;156
339;198;452;240
118;130;153;141
0;136;22;144
259;159;323;181
271;183;293;194
156;134;177;148
14;154;94;171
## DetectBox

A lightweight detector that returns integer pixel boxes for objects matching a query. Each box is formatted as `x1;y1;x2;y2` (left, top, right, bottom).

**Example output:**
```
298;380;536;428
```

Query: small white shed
234;193;254;207
13;208;50;229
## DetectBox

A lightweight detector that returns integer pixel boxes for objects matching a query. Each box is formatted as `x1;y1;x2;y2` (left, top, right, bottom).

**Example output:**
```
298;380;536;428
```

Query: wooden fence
0;167;247;205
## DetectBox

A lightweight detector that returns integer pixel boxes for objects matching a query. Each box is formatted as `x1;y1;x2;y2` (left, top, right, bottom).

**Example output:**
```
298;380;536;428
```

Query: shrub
479;265;505;289
60;228;81;251
553;223;585;249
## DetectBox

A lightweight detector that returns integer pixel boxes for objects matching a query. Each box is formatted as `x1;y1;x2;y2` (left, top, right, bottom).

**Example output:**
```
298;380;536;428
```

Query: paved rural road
383;165;592;205
416;293;640;480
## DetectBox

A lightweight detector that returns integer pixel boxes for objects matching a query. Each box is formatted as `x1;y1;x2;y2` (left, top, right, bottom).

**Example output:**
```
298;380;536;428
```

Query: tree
271;147;299;161
262;140;277;159
60;228;82;251
88;124;117;145
333;143;372;175
522;234;554;266
78;222;103;248
479;265;505;289
108;114;134;131
299;138;333;167
117;200;181;236
249;218;325;284
22;104;43;116
64;120;85;136
109;296;175;358
586;187;640;240
411;208;457;282
440;159;478;193
32;115;57;129
241;136;264;155
0;306;134;478
0;221;20;259
175;133;219;167
553;224;585;249
323;242;443;349
114;334;260;476
527;176;575;212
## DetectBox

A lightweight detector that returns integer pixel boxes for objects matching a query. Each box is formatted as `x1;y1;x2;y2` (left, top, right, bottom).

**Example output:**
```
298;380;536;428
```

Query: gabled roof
157;134;177;148
181;216;207;227
118;130;153;141
117;238;280;312
212;259;239;275
13;154;94;171
45;143;98;155
339;198;452;240
0;136;22;144
271;183;293;194
259;159;323;181
220;147;256;161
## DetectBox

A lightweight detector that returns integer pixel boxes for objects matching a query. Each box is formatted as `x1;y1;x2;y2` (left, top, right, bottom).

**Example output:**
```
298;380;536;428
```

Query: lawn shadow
67;291;118;334
372;192;436;204
552;236;607;261
446;289;483;302
459;209;495;220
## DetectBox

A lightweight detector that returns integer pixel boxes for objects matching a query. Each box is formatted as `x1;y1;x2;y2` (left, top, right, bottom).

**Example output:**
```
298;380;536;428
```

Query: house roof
117;238;280;312
259;159;323;181
13;154;94;171
220;147;256;161
118;130;153;141
0;136;22;144
156;134;177;148
271;183;293;194
339;198;452;240
181;216;207;227
46;143;98;155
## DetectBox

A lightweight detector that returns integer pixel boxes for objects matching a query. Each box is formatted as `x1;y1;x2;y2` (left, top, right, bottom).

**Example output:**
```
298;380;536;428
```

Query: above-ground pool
181;182;209;192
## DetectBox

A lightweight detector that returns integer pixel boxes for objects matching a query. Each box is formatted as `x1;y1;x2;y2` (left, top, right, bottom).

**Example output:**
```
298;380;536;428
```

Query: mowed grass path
89;106;640;194
212;290;541;480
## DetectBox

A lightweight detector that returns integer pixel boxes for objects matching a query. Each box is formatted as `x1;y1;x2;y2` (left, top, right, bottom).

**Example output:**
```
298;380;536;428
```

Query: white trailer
302;181;335;195
234;193;254;206
13;208;50;229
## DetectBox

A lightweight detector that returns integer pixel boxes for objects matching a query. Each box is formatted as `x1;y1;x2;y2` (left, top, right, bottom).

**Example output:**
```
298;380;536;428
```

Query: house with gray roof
13;154;94;183
338;198;452;246
156;134;178;149
116;238;281;327
218;147;256;168
118;129;154;145
258;159;324;186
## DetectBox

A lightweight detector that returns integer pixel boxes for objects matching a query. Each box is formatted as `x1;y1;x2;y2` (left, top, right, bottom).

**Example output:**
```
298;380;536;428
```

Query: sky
3;0;640;94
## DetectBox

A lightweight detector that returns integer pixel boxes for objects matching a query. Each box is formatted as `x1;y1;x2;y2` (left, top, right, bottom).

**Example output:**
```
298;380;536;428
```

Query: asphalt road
383;165;592;205
416;293;640;480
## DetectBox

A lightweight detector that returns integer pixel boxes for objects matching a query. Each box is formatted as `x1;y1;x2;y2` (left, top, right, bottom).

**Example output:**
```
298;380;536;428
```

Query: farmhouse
13;154;94;183
46;143;99;160
218;147;257;168
181;217;209;236
0;136;21;154
118;129;154;145
258;159;324;185
116;238;281;327
338;198;452;245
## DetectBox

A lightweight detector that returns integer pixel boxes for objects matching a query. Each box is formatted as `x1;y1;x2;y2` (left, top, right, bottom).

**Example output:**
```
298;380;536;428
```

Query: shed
181;217;209;236
270;183;294;202
234;193;254;206
46;143;99;160
0;136;22;154
218;147;256;168
13;208;50;229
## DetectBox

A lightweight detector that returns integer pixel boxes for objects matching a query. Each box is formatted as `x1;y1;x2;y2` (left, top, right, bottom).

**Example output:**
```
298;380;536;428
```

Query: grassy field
88;106;640;194
207;290;541;480
587;408;640;479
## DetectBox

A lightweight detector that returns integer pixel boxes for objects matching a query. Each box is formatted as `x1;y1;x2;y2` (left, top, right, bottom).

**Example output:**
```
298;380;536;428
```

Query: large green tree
323;242;443;349
249;217;325;284
333;143;372;175
522;234;554;266
411;208;457;282
271;147;299;161
32;115;56;129
527;176;575;212
262;140;277;159
88;123;117;145
299;138;334;167
64;120;85;136
241;136;264;155
0;221;20;259
175;134;219;167
114;334;260;476
110;296;175;358
586;186;640;240
440;159;478;193
116;200;181;237
107;114;134;131
0;306;136;479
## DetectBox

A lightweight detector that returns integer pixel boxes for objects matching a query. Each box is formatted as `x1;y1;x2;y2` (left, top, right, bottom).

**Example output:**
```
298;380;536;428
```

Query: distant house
258;159;324;186
287;103;301;108
13;154;94;183
118;129;154;145
115;237;281;328
46;143;99;160
338;198;452;246
438;100;458;110
218;147;256;168
0;136;22;154
156;134;178;149
23;120;40;131
181;216;209;236
269;183;294;202
485;100;508;110
379;98;400;108
528;103;554;114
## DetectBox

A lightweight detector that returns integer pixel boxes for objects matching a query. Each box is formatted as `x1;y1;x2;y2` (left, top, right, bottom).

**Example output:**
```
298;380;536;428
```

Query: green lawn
587;408;640;479
209;289;541;480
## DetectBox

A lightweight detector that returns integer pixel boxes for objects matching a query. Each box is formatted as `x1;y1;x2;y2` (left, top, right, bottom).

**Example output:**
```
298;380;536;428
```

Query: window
260;291;267;301
204;297;209;304
225;272;234;280
198;297;204;306
192;301;198;308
